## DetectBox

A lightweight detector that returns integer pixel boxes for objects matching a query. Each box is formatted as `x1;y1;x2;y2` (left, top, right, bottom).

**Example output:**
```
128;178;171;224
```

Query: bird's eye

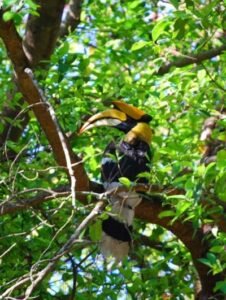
140;114;152;122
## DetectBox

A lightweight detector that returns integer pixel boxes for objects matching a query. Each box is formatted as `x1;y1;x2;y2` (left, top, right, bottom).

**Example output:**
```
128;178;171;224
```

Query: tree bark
0;0;76;156
156;44;226;75
60;0;83;37
23;0;66;66
0;14;89;190
135;200;224;299
0;0;66;154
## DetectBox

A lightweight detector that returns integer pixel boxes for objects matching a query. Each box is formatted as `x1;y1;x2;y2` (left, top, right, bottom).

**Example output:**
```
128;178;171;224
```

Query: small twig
66;255;77;300
157;44;226;75
0;243;17;259
0;183;180;217
23;201;104;299
3;102;48;162
64;248;97;300
201;62;226;92
0;240;92;299
35;208;75;266
0;185;71;216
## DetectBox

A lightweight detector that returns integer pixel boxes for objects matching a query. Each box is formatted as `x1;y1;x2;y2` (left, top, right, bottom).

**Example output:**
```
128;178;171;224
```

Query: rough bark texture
0;0;67;153
0;0;73;157
60;0;83;37
0;14;89;191
23;0;66;66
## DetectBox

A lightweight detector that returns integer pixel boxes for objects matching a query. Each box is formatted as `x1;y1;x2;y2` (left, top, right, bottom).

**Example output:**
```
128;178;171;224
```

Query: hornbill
80;101;153;261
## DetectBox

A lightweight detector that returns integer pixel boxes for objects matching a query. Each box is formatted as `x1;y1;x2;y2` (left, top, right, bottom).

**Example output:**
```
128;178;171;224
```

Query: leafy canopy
0;0;225;299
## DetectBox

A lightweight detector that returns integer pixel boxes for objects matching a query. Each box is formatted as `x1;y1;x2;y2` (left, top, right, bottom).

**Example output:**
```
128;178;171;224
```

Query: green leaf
173;18;186;39
198;258;212;268
185;0;194;7
200;0;220;17
216;150;226;169
3;11;15;21
159;210;175;218
169;0;179;8
206;253;217;264
214;281;226;293
3;0;17;7
6;141;21;153
118;177;132;187
215;172;226;201
210;246;224;253
152;19;170;42
128;0;141;9
218;131;226;141
197;69;206;82
176;201;192;215
26;0;39;11
89;220;102;242
3;11;22;23
199;253;218;269
131;40;151;51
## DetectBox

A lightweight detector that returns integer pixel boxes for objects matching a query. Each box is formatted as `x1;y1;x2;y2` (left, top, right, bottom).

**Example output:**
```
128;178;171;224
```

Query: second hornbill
80;101;153;261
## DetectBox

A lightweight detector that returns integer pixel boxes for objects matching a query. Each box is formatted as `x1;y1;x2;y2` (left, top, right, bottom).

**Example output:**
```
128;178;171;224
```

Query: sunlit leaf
152;19;171;42
131;40;151;51
216;150;226;169
214;281;226;293
118;177;132;187
89;220;102;242
159;210;175;218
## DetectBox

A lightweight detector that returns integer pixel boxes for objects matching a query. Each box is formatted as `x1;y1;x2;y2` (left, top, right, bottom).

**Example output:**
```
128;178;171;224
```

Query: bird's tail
100;183;142;261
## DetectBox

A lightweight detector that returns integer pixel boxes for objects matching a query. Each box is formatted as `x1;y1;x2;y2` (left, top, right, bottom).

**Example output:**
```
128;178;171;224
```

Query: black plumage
102;216;133;242
101;140;152;184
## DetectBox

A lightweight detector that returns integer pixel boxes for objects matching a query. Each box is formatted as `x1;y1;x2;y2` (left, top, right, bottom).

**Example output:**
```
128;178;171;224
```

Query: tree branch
156;45;226;75
135;234;166;252
0;180;224;298
0;183;169;216
60;0;83;37
0;179;104;216
1;0;83;159
135;199;223;299
23;0;66;67
0;1;66;149
0;185;70;216
0;14;89;191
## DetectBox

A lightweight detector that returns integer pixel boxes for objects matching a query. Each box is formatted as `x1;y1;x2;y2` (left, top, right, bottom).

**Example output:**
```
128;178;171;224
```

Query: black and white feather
100;138;152;261
79;101;153;261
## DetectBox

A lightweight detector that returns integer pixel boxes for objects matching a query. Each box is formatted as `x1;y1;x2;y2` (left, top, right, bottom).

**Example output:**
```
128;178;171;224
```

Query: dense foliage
0;0;225;299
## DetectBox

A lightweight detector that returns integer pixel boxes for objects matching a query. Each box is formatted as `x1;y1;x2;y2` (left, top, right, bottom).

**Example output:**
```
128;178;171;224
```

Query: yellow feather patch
125;123;152;144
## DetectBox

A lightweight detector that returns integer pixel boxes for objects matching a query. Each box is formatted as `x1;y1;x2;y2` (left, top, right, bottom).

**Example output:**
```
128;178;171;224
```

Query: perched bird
80;101;153;261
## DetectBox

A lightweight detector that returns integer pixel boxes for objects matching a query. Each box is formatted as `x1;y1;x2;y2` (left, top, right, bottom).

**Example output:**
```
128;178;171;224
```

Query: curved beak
79;109;127;134
112;101;151;121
